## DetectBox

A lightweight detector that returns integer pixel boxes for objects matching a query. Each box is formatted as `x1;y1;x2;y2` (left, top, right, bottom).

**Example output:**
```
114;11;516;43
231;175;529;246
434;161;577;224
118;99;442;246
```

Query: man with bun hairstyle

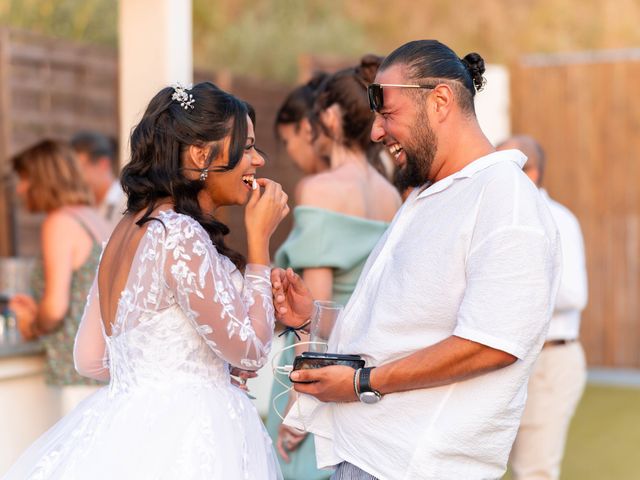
273;40;561;479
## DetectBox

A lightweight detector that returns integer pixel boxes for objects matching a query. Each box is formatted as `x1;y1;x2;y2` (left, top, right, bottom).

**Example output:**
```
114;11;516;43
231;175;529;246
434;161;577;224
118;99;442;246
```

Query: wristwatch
358;367;382;404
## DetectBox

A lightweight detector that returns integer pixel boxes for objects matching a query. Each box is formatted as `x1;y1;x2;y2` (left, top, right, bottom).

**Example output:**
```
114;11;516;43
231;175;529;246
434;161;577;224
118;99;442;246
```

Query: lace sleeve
163;216;275;370
74;274;110;381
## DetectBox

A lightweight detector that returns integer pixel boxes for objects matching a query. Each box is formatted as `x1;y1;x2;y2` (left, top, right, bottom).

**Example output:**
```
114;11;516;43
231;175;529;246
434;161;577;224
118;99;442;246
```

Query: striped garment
331;462;378;480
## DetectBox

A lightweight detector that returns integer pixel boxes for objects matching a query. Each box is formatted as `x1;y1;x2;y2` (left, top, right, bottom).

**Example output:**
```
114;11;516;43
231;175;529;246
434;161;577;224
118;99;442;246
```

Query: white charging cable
271;340;328;424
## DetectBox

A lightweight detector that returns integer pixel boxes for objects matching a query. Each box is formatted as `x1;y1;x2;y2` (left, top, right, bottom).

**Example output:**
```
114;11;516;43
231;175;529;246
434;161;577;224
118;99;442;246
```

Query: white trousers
510;341;587;480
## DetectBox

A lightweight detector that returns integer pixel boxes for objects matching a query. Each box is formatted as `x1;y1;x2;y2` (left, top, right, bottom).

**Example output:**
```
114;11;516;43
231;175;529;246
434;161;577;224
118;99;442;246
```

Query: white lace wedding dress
3;210;283;479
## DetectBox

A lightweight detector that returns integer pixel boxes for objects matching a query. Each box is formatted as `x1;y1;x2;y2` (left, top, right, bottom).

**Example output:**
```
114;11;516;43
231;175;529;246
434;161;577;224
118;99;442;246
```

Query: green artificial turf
504;385;640;479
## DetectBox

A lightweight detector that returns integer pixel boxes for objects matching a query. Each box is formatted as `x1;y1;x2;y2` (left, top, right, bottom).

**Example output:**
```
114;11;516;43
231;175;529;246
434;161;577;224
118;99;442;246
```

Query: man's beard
394;107;437;189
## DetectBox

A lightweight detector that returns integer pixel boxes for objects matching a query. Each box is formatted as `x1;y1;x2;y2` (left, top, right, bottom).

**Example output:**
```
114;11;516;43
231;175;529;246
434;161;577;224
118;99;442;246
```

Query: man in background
71;131;126;233
498;135;588;480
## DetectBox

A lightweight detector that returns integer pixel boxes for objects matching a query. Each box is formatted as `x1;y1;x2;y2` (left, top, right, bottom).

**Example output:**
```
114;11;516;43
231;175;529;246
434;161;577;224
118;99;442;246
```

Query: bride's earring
199;169;208;181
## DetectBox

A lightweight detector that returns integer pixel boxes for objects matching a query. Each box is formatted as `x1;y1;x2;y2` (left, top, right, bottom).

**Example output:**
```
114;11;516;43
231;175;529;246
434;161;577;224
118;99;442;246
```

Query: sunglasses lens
367;84;383;112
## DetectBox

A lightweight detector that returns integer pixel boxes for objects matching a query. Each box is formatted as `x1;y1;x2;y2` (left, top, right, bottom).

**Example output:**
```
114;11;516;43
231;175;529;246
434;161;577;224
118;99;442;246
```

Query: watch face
359;391;381;404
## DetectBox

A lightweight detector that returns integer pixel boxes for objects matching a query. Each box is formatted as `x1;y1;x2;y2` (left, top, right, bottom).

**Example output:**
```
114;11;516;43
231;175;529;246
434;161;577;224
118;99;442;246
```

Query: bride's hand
229;367;257;392
271;268;314;328
245;178;289;242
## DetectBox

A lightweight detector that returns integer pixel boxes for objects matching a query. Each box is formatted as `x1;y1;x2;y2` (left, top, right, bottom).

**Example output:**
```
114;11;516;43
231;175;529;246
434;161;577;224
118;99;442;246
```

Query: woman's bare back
97;208;163;335
297;161;401;222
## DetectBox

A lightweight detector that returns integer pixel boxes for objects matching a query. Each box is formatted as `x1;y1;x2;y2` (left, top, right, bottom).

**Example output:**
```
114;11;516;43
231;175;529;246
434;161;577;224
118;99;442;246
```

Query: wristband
353;368;362;399
278;319;311;341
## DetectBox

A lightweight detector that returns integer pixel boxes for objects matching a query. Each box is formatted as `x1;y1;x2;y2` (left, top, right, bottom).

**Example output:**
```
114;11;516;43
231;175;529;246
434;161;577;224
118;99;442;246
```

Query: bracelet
353;368;362;399
278;319;311;341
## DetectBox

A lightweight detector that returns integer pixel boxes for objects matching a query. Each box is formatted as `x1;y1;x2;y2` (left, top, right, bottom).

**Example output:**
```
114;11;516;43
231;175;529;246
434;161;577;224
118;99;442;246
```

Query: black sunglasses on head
367;83;438;113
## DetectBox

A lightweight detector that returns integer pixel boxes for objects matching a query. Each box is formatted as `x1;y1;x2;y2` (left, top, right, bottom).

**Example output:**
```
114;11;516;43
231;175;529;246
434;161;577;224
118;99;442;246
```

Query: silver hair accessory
171;83;195;110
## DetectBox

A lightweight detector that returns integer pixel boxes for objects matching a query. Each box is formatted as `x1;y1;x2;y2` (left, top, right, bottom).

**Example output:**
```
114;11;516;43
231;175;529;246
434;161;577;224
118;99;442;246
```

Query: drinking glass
308;300;343;353
0;257;35;343
0;257;35;296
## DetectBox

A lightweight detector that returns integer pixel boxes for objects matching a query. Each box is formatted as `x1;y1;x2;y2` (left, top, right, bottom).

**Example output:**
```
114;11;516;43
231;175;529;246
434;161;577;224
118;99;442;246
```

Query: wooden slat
0;29;13;255
625;60;640;368
511;51;640;369
1;28;119;256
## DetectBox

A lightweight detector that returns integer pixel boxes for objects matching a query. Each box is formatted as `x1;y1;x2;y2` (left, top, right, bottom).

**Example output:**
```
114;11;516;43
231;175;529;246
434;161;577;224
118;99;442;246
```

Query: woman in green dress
267;56;402;480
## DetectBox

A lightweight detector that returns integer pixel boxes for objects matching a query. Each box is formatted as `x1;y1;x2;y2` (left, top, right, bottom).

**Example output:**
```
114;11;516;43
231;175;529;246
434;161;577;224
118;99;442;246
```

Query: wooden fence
511;49;640;368
0;29;299;259
0;28;118;256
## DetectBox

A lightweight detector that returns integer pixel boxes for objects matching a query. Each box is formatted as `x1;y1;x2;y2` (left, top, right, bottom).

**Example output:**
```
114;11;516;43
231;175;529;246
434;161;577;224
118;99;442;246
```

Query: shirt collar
416;149;527;200
539;188;550;201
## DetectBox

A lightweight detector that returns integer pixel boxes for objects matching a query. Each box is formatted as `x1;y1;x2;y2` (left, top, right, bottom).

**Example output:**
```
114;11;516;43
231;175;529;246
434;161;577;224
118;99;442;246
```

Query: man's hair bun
461;52;486;91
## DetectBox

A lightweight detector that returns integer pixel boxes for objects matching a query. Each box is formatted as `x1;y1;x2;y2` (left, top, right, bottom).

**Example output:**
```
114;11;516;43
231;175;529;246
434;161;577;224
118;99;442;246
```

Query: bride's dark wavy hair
121;81;253;269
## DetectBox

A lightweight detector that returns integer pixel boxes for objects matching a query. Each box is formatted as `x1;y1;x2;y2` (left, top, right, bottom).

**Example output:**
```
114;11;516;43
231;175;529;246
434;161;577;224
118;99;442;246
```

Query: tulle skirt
3;382;282;479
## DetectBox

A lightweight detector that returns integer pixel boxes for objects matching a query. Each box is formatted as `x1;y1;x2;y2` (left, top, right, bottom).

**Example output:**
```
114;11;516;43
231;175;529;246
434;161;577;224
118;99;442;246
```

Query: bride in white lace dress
3;83;296;479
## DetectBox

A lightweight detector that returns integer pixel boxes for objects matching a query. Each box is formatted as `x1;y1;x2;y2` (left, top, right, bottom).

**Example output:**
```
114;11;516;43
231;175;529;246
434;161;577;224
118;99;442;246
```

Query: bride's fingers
281;205;290;220
230;378;250;392
271;268;289;292
271;268;284;286
286;268;306;292
246;178;263;208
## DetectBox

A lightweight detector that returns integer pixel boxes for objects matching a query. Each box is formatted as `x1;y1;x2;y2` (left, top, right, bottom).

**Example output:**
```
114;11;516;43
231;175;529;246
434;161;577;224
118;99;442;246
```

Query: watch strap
358;367;377;394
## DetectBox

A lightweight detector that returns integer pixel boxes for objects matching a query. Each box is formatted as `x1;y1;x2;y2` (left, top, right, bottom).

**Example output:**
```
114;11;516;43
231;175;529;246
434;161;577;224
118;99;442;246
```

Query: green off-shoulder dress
266;206;389;480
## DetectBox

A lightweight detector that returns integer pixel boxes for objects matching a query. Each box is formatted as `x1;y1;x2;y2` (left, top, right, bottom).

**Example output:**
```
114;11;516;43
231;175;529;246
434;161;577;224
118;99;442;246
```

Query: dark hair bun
461;52;486;91
356;54;383;84
307;71;330;91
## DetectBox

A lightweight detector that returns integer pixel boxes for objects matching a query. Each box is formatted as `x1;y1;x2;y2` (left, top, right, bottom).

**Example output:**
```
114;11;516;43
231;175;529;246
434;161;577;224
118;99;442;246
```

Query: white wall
475;64;511;146
0;355;59;475
118;0;193;165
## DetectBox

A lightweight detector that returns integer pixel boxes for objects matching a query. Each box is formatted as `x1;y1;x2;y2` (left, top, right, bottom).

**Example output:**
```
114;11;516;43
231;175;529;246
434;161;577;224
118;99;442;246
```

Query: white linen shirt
540;190;588;340
285;150;561;480
98;181;127;234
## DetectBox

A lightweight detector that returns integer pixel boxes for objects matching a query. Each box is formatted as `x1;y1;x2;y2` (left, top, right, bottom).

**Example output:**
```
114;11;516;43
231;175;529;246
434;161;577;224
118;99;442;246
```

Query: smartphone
291;352;365;383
